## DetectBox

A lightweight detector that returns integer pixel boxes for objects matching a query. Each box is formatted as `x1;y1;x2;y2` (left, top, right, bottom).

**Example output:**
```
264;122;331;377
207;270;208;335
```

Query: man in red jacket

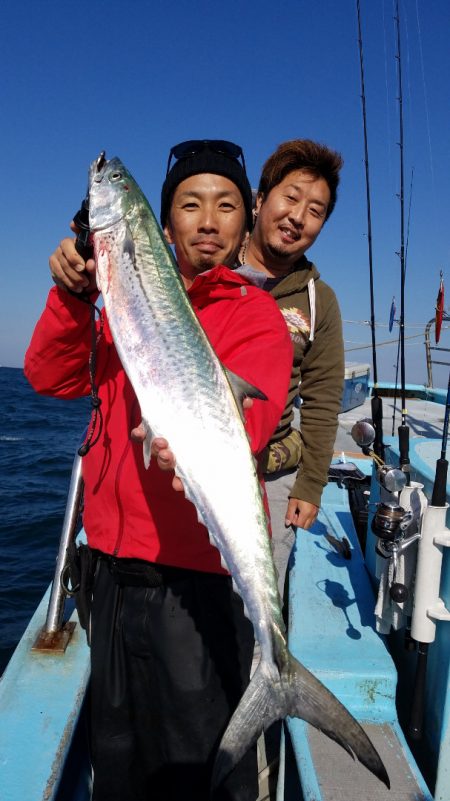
24;141;292;801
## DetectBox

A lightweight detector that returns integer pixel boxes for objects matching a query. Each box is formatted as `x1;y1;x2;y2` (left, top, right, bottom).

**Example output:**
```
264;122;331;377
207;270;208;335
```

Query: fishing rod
356;0;384;461
409;369;450;739
73;151;106;262
432;371;450;507
72;151;107;458
395;0;410;482
391;168;414;437
391;324;401;437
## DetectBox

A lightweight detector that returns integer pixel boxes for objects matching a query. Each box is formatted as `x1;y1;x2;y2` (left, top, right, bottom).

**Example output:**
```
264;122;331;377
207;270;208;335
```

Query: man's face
164;173;247;284
254;169;331;272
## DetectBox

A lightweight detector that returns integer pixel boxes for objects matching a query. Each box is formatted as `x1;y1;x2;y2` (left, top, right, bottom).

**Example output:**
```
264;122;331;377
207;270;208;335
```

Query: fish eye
110;171;122;182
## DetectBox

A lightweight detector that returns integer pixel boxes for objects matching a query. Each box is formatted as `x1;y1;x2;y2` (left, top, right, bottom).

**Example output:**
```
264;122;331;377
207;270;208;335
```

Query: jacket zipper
112;398;140;556
112;439;132;556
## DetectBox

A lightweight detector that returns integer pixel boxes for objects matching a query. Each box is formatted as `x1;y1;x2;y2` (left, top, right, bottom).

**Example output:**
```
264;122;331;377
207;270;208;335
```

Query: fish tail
212;650;390;790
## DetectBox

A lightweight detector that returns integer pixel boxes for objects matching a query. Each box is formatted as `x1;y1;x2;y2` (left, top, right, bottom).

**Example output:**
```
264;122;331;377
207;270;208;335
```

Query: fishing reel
351;419;408;493
350;419;377;456
372;501;412;544
350;417;424;602
73;196;92;261
376;464;407;493
372;501;417;602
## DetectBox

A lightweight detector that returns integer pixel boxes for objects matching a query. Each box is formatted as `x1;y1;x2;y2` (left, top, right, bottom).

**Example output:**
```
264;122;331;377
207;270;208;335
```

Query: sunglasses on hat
166;139;247;177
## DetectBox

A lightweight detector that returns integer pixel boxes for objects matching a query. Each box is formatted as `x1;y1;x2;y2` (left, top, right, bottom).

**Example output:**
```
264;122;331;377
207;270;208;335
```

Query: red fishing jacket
24;266;292;573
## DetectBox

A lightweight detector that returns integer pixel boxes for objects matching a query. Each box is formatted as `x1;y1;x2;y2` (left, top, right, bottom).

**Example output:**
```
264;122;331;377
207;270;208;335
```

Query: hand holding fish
131;397;255;493
131;428;184;492
49;223;97;295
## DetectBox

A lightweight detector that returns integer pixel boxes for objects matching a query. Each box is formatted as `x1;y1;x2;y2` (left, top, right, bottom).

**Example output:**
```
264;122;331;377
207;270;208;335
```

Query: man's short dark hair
257;140;343;220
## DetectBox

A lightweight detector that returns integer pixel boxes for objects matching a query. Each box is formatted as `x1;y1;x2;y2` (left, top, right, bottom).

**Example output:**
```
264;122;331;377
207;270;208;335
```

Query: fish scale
88;154;390;792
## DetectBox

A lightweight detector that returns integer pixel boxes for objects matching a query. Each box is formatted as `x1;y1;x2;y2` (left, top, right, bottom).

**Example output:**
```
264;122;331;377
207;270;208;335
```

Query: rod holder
411;504;450;643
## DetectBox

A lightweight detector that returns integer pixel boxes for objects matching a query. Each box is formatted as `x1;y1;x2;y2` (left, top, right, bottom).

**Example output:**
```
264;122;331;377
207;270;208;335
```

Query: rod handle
371;395;384;459
398;424;410;469
431;459;448;507
73;197;93;262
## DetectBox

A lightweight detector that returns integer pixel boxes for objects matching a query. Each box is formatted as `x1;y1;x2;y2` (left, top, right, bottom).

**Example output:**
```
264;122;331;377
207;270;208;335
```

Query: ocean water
0;366;90;672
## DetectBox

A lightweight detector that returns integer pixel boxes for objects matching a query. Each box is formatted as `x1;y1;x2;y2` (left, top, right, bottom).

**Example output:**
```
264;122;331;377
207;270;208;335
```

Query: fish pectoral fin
212;651;390;792
224;368;268;420
141;419;154;470
122;225;136;263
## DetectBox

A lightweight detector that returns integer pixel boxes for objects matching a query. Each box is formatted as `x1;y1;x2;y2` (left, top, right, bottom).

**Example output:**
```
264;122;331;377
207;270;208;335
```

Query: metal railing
32;450;84;653
425;314;450;388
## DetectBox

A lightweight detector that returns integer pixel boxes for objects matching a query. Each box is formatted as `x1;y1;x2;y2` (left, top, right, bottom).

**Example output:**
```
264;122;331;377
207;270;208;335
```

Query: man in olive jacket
238;139;344;598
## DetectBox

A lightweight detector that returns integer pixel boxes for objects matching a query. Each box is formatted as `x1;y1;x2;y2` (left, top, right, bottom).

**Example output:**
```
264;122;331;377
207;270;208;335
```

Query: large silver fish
88;155;389;789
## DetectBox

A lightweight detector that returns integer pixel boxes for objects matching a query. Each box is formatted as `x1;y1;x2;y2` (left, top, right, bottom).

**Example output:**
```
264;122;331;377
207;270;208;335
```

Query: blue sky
1;0;449;387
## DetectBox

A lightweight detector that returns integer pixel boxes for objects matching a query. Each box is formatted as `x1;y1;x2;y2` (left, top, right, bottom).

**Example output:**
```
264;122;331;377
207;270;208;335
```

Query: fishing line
415;0;435;191
382;0;394;183
67;293;104;457
405;167;414;269
402;0;414;141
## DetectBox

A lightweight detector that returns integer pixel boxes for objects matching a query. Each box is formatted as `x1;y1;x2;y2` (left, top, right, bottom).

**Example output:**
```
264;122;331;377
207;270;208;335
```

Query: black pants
89;558;258;801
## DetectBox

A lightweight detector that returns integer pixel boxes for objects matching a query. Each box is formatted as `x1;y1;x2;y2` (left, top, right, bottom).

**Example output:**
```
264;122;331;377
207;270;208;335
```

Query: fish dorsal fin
224;368;268;422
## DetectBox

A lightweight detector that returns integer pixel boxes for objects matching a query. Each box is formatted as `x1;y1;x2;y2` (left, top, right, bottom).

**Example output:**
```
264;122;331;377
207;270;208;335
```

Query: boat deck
278;474;434;801
304;722;428;801
274;387;450;800
335;392;446;456
0;588;91;801
2;386;448;801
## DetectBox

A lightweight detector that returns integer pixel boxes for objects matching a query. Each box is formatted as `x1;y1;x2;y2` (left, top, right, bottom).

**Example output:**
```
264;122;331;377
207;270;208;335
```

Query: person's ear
163;224;174;245
255;192;265;214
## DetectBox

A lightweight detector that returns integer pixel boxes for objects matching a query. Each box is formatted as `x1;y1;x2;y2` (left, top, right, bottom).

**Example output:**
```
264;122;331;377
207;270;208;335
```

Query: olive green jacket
260;256;344;507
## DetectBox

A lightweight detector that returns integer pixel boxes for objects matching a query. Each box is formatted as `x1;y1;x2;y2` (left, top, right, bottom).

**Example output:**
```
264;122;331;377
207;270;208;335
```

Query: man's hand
131;398;254;494
284;498;319;530
49;223;97;295
131;427;183;491
150;437;184;492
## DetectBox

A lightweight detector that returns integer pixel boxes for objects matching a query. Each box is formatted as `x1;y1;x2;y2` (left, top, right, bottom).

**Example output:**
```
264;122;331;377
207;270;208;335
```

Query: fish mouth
88;155;134;231
92;154;120;186
87;151;108;191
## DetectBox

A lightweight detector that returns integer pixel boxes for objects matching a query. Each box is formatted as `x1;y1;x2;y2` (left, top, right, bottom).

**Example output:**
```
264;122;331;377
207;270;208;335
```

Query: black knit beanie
160;148;253;231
